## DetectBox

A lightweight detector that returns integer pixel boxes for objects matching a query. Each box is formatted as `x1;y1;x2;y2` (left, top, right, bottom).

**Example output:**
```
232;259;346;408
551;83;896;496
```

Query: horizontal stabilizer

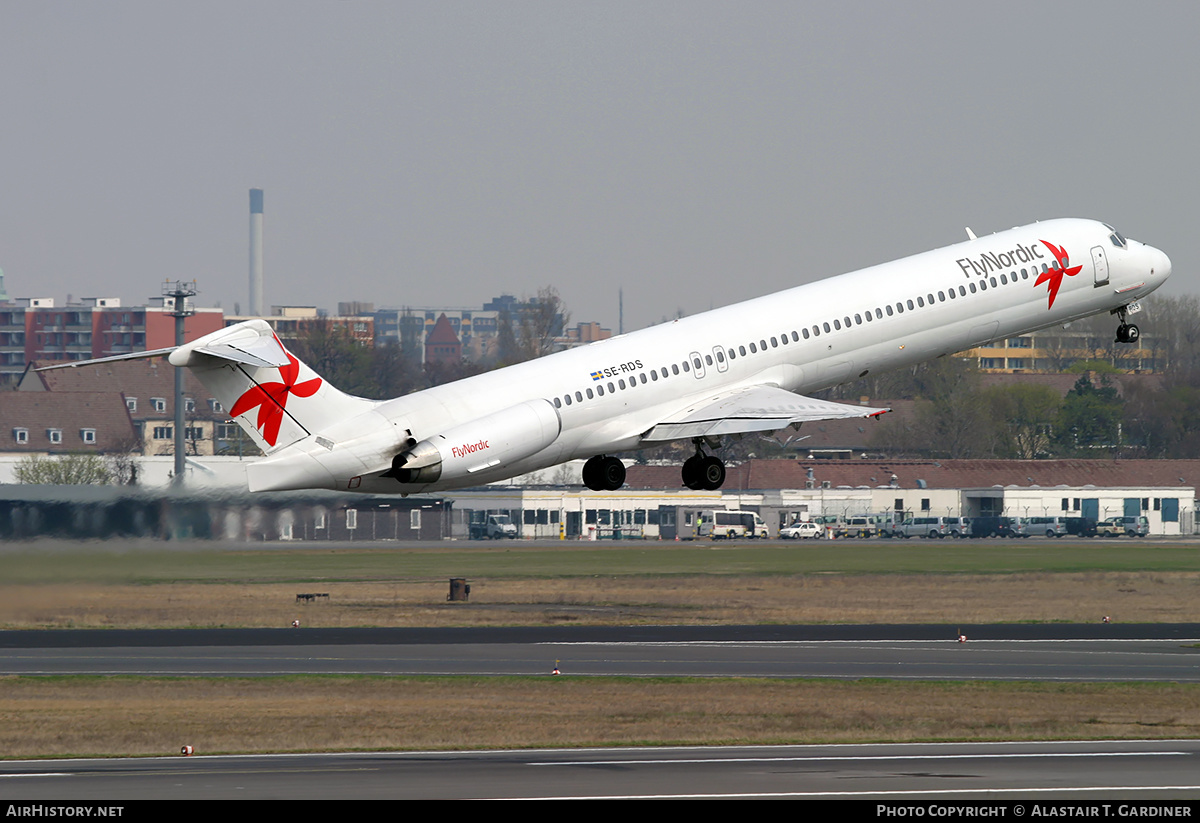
36;347;177;372
644;385;890;441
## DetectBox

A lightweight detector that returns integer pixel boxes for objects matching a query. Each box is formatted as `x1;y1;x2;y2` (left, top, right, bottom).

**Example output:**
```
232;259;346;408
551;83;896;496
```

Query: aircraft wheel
699;456;726;490
681;455;705;490
582;456;605;491
1125;323;1140;342
599;456;626;490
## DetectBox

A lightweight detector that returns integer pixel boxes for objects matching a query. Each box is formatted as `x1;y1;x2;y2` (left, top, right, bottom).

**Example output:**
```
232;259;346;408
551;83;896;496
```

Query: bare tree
15;454;113;485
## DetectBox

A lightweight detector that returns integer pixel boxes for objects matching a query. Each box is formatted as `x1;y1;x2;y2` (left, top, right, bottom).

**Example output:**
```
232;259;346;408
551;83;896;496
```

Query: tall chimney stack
249;188;264;316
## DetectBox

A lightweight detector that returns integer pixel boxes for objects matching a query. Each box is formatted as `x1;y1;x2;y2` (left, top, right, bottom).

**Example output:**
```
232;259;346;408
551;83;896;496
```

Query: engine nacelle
389;398;562;485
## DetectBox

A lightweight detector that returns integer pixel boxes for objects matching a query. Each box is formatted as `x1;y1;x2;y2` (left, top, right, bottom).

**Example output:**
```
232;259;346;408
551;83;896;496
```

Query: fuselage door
1091;245;1110;287
712;346;729;374
688;351;706;380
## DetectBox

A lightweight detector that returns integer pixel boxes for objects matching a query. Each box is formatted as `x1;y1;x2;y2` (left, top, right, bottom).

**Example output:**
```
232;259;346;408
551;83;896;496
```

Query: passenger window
739;345;747;356
802;328;810;339
576;391;583;401
672;364;679;375
885;305;893;316
969;282;977;293
791;331;799;342
770;337;777;347
704;355;712;365
906;299;914;310
833;319;841;330
597;385;605;396
917;297;925;307
619;379;626;389
554;397;562;408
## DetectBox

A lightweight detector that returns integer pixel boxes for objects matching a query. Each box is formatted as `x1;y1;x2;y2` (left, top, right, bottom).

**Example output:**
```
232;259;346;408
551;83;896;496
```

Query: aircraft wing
643;385;890;441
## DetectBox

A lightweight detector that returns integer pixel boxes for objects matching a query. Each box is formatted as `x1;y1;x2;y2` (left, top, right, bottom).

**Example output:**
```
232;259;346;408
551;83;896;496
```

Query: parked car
697;510;770;539
469;513;518;540
1064;517;1098;537
942;517;970;539
1097;516;1150;537
780;521;823;540
1024;516;1068;537
836;516;877;538
895;516;950;539
968;516;1015;538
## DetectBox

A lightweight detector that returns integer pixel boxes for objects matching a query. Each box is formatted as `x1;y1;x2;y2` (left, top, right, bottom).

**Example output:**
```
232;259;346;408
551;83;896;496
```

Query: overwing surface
643;384;890;441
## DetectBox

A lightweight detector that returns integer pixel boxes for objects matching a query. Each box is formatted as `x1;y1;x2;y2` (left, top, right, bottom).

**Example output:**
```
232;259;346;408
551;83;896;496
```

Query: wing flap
644;385;890;441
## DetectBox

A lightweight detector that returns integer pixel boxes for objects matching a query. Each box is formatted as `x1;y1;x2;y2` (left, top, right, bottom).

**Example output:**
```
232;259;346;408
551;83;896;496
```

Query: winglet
965;227;977;241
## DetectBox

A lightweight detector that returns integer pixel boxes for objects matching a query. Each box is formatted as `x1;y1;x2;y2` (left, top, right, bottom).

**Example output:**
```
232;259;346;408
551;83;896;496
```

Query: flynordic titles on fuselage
955;241;1047;279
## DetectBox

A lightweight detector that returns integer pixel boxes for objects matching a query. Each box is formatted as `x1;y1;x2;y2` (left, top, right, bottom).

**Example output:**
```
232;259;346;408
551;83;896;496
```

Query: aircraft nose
1150;245;1172;282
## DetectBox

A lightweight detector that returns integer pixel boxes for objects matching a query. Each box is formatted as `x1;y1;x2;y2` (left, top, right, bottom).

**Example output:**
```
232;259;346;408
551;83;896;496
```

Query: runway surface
1;624;1198;680
4;741;1200;799
3;624;1199;799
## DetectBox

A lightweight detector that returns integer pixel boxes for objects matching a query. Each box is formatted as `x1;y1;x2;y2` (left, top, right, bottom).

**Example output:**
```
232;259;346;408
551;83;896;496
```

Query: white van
697;510;770;540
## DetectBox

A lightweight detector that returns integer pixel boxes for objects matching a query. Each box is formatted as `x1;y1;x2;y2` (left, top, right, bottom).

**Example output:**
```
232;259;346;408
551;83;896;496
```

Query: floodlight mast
162;280;197;486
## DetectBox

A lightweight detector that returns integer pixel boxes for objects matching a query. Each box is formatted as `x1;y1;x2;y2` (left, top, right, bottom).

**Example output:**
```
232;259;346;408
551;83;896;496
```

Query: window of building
80;428;96;444
152;398;166;412
13;428;27;444
126;397;137;412
153;426;172;439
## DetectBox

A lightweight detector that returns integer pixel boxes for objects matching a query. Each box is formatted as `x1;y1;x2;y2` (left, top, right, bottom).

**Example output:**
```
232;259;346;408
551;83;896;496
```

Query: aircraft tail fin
168;320;377;453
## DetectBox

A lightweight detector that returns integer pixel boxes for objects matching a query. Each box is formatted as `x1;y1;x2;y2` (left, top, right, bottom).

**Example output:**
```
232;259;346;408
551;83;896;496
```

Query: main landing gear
582;455;626;491
1114;306;1140;344
681;440;726;491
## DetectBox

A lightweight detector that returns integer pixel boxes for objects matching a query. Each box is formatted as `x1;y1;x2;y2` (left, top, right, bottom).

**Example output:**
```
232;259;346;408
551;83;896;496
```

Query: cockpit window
1105;223;1127;248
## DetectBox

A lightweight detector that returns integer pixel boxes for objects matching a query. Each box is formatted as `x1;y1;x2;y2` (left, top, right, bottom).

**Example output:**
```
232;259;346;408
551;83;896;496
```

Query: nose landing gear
1114;306;1140;344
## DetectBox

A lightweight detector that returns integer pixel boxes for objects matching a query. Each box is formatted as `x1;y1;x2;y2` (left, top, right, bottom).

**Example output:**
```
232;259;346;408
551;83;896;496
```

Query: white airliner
44;218;1170;494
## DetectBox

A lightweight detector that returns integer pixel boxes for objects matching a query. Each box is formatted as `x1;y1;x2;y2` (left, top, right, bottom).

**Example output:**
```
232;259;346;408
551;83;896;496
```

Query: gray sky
2;1;1196;332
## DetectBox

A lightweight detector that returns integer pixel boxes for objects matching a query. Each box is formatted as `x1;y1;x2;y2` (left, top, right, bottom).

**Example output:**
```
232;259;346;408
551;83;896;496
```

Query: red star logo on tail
229;345;322;447
1034;240;1083;310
